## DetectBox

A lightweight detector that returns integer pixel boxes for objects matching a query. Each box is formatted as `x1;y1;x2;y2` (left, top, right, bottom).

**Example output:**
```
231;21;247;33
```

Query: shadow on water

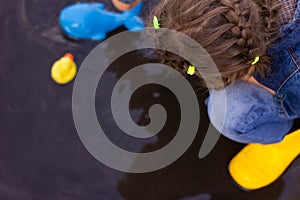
0;0;299;199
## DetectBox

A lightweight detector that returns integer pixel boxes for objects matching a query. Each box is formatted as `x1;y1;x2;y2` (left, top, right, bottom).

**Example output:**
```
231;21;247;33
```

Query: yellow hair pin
187;65;196;75
251;56;260;65
153;16;160;30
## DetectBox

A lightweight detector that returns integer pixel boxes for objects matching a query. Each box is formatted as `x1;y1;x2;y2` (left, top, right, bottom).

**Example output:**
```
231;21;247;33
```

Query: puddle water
0;0;299;199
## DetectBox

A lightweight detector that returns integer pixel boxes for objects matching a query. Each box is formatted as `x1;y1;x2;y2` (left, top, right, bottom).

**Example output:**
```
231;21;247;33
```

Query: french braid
149;0;281;89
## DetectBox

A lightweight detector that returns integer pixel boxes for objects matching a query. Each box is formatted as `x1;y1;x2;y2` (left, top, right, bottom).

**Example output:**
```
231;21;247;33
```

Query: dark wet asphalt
1;0;300;199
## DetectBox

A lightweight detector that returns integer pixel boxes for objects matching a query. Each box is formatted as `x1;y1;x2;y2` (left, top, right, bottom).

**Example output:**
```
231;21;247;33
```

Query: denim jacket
206;1;300;144
254;0;300;119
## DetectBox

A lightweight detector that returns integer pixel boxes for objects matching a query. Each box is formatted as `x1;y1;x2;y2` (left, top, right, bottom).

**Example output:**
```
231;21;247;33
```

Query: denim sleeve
206;81;294;144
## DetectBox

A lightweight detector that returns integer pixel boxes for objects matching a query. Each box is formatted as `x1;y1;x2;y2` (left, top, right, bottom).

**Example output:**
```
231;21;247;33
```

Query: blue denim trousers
206;1;300;144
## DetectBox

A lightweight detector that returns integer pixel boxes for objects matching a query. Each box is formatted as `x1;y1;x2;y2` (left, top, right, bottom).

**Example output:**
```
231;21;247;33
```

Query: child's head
149;0;281;89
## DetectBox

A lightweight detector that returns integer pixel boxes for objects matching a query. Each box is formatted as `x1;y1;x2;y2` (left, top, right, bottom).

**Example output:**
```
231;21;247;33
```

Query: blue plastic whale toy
59;2;144;40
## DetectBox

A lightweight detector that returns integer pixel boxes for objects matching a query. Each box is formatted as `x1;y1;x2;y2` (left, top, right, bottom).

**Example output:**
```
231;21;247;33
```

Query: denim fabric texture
207;1;300;144
254;0;300;119
207;81;294;144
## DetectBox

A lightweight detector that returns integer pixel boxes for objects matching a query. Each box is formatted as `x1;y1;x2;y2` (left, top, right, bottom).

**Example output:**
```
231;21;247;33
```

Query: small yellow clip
251;56;260;65
187;65;196;75
153;16;160;30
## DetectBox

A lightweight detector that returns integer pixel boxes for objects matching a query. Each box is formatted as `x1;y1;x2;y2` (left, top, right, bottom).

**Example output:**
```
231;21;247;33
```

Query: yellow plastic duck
51;53;77;84
229;129;300;190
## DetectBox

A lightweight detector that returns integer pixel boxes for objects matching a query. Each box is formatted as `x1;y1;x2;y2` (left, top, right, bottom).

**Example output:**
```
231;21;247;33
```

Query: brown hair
148;0;281;89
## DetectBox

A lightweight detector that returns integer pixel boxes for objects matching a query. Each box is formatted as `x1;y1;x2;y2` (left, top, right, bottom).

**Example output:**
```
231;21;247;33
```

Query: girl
149;0;300;144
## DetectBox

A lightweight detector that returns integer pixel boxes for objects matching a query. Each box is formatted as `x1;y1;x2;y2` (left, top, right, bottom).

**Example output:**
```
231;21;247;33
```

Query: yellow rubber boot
51;53;77;84
229;129;300;190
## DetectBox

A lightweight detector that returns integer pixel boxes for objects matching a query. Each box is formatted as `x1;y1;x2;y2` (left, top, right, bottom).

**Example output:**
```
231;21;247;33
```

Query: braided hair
149;0;281;89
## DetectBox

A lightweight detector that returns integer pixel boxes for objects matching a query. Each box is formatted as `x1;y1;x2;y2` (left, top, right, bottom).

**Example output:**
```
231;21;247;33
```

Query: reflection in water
17;0;160;52
110;50;284;200
278;160;300;200
2;0;300;199
180;193;211;200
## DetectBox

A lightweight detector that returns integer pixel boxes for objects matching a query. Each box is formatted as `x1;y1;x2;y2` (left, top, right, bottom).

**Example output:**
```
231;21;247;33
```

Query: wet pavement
1;0;300;199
